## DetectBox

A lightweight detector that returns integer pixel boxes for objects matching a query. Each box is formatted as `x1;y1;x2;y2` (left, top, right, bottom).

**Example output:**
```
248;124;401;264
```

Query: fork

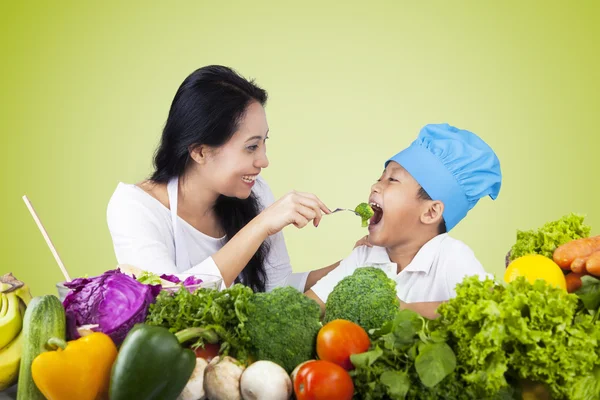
330;208;360;216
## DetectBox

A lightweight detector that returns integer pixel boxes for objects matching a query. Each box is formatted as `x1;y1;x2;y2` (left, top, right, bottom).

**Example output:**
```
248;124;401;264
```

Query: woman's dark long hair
150;65;269;292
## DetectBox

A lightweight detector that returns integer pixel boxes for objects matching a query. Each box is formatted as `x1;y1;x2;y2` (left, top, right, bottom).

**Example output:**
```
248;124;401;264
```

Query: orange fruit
504;254;567;291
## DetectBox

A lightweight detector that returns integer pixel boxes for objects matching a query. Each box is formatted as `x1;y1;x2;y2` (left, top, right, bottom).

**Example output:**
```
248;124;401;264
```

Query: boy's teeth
369;201;382;209
242;175;257;182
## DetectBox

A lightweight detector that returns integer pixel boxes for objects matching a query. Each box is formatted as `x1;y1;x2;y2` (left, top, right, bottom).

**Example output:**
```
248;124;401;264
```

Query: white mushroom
240;360;292;400
177;358;208;400
204;356;245;400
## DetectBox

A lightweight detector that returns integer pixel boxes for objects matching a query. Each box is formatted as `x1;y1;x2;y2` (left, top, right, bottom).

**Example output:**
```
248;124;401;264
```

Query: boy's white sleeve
310;246;365;303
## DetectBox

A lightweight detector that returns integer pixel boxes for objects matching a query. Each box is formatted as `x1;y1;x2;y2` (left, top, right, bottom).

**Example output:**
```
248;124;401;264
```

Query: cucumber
17;295;66;400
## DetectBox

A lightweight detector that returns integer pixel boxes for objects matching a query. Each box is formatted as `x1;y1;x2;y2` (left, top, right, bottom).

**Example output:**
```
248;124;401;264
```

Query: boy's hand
354;235;373;249
400;301;443;320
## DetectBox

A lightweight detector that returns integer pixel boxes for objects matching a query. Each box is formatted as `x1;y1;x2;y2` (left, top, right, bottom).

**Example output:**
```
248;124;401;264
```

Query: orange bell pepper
31;332;118;400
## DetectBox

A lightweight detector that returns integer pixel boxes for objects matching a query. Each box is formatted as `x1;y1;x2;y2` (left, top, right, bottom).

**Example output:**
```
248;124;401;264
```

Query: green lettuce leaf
136;270;162;285
437;276;600;399
509;213;591;261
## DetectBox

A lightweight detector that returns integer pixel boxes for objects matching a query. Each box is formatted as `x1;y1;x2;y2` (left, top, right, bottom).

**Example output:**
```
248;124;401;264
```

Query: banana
0;292;22;349
0;273;33;389
1;273;32;306
14;283;33;307
0;329;22;390
0;293;6;316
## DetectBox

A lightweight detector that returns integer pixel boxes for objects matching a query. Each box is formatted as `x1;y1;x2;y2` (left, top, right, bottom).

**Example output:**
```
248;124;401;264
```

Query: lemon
504;254;567;291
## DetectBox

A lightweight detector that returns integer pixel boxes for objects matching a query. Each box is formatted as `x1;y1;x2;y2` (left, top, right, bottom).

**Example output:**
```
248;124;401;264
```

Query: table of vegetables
2;212;600;400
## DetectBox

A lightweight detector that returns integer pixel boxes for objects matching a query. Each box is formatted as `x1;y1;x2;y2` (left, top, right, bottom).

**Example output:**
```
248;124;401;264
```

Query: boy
305;123;502;319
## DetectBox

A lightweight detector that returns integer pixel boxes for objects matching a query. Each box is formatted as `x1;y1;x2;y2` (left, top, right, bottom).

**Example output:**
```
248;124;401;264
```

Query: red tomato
193;343;220;361
317;319;370;370
294;360;354;400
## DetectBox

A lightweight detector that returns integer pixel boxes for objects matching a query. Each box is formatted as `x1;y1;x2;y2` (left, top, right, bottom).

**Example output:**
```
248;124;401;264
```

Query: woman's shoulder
107;180;170;218
106;181;173;243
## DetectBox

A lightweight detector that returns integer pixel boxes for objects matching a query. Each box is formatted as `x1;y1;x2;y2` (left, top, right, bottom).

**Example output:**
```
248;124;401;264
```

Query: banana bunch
0;273;32;390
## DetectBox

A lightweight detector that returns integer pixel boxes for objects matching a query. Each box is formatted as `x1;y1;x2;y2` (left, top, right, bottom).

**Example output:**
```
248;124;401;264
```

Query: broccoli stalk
355;202;374;228
324;267;399;332
245;287;322;373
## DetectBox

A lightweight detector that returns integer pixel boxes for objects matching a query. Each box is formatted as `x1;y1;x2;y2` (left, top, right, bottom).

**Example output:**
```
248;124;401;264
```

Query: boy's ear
420;200;444;227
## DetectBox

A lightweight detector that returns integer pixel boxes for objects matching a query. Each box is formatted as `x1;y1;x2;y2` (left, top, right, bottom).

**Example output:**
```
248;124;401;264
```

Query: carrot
565;272;586;293
571;258;587;274
585;251;600;277
553;235;600;270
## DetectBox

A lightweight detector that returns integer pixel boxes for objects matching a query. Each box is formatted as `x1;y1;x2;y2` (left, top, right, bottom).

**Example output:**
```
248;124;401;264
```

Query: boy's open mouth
369;202;383;225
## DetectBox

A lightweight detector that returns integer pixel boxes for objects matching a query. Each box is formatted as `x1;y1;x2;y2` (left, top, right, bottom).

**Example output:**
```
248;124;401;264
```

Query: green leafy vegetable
509;213;591;261
351;275;600;399
380;371;410;398
572;366;600;400
355;202;374;228
146;284;254;362
136;270;162;285
415;342;456;388
350;310;457;399
436;275;600;399
576;275;600;312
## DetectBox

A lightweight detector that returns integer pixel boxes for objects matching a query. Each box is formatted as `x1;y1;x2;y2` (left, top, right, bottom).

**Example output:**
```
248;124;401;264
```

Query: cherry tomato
193;342;220;361
294;360;354;400
317;319;370;370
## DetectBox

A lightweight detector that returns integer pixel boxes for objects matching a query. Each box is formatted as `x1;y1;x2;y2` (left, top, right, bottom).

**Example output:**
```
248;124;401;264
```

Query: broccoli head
324;267;399;332
355;202;374;227
245;286;322;372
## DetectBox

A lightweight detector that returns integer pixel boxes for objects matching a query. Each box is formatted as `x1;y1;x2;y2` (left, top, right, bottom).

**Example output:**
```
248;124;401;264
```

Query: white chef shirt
311;233;491;303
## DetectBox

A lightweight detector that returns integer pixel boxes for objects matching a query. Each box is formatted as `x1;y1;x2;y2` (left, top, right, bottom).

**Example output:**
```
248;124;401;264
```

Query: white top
106;176;309;292
311;233;492;303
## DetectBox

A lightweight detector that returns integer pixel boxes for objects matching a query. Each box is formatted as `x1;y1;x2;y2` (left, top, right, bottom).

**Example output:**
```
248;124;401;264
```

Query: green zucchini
17;295;66;400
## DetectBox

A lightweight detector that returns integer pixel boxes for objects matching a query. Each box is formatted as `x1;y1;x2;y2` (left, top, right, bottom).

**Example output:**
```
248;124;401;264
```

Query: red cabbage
159;274;181;284
159;274;203;291
182;275;203;286
63;269;157;345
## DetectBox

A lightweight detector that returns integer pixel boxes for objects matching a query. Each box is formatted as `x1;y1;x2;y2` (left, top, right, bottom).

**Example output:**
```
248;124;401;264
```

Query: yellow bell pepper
31;332;118;400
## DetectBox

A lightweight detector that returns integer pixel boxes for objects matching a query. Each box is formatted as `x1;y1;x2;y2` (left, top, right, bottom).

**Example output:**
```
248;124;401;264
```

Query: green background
1;1;598;296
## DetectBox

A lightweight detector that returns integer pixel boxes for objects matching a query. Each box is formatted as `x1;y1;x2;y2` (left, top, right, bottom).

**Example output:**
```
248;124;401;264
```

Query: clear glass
55;282;71;302
160;273;223;293
55;273;222;302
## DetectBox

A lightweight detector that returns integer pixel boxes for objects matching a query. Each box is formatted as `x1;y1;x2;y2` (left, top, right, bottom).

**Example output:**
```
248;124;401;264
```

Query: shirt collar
365;234;449;275
364;246;393;264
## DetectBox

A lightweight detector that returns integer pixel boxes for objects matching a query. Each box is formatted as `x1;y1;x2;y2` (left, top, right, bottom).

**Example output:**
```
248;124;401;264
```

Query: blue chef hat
386;123;502;231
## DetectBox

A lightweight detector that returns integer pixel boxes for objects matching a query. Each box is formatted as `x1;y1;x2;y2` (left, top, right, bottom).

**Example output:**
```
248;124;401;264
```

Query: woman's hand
354;235;373;249
257;191;331;237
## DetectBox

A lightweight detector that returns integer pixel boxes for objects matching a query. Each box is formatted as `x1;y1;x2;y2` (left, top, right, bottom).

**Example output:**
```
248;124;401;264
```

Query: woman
107;65;334;292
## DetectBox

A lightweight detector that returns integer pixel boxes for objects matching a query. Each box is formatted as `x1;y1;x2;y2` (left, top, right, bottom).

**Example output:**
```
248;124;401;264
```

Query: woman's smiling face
197;101;270;199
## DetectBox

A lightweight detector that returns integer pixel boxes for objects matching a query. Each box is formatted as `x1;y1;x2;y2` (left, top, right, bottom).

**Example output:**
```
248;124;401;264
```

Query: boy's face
367;161;427;247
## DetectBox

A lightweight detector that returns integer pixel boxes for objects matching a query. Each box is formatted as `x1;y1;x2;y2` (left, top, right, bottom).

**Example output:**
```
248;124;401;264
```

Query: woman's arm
191;190;330;287
109;185;330;288
304;261;341;291
209;216;269;286
253;178;336;292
